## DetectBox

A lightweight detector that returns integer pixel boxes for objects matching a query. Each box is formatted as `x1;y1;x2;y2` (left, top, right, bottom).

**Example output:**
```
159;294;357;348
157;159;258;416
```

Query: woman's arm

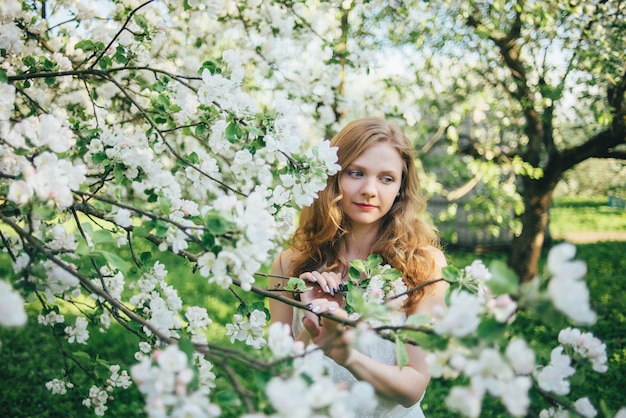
305;246;449;407
268;250;296;327
268;249;344;336
344;277;449;407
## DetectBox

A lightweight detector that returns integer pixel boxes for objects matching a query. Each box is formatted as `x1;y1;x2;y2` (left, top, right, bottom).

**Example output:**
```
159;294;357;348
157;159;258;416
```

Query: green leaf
154;220;169;237
250;301;269;317
92;152;108;163
80;222;94;240
441;265;461;283
159;196;172;215
33;205;56;221
285;277;308;292
73;351;91;361
140;251;152;265
178;338;196;361
92;229;115;244
198;60;220;75
405;313;431;327
132;221;154;238
188;151;200;164
205;211;234;235
395;336;409;369
379;267;402;282
349;259;368;273
0;68;7;83
194;124;207;136
225;122;244;143
348;266;361;282
134;14;149;31
345;287;364;311
156;93;170;108
487;260;519;296
476;318;506;341
96;250;129;274
201;232;215;248
410;331;448;351
366;254;383;270
75;40;96;52
99;56;112;69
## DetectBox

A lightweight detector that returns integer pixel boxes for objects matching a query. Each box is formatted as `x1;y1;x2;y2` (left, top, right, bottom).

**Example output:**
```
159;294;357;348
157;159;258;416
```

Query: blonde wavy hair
290;118;440;311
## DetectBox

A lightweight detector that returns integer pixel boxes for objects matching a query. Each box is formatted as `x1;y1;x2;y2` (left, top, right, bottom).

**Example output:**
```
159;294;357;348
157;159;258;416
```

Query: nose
360;176;377;197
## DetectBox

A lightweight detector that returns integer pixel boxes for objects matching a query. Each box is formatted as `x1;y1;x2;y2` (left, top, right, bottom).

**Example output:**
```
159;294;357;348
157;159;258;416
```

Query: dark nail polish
306;303;312;309
333;287;338;294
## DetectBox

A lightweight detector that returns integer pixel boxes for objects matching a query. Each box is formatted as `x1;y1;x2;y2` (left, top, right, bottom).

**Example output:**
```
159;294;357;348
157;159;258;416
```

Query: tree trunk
508;177;554;282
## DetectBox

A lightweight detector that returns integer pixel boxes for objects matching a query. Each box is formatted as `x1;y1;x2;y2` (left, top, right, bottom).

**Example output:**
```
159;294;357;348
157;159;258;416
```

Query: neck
343;223;379;260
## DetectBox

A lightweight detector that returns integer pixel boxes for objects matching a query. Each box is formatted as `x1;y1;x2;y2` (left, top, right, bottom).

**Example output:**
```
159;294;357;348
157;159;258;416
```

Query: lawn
1;196;624;417
550;196;626;235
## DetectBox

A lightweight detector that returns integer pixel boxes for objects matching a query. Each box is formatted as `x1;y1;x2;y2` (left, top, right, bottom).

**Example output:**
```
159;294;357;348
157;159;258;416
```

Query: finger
312;271;333;294
300;271;332;295
320;272;344;295
302;316;320;338
299;271;319;284
307;298;339;314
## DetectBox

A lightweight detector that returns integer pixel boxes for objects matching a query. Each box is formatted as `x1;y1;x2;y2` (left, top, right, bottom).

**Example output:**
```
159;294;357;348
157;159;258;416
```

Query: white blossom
500;376;532;416
65;316;89;344
0;280;27;327
45;378;74;395
38;311;65;326
434;289;484;338
115;208;133;228
445;380;485;418
574;397;597;418
558;327;608;373
505;338;535;375
536;346;575;395
546;243;596;324
0;83;16;121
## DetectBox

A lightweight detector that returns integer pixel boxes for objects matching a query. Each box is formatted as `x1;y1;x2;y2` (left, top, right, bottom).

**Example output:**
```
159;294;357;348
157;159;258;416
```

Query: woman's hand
299;271;344;297
302;298;354;366
299;271;345;329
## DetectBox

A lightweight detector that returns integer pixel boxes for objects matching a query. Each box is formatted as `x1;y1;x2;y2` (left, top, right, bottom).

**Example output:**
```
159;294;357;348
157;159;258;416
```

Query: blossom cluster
425;244;608;417
247;322;378;418
342;254;409;327
546;243;597;324
225;309;268;349
131;344;221;418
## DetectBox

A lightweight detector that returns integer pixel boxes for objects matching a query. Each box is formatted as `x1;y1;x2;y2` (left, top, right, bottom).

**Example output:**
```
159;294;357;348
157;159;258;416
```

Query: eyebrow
344;163;402;177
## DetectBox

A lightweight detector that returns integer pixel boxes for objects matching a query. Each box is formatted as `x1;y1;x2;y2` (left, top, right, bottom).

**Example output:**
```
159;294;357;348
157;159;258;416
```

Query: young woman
269;117;448;417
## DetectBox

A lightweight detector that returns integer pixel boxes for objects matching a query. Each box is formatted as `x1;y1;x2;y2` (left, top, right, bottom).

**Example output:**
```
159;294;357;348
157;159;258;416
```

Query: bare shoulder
414;245;449;315
425;245;447;269
270;247;299;277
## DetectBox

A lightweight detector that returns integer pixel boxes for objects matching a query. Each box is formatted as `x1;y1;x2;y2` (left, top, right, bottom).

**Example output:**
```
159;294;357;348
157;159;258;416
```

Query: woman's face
339;141;403;230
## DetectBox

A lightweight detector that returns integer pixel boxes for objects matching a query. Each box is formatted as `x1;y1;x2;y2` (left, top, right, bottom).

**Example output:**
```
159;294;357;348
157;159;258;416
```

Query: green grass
1;196;625;417
0;313;145;417
550;196;626;234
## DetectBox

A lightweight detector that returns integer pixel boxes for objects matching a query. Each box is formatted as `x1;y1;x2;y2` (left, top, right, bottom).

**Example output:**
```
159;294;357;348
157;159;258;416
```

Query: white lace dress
292;310;425;418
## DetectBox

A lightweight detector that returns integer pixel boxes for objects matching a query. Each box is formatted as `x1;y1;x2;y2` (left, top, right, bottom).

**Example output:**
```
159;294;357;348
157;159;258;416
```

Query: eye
380;176;395;184
347;170;364;178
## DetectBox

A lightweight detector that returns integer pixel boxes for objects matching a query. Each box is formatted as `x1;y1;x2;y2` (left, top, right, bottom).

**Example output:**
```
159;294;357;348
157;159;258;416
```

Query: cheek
385;185;402;201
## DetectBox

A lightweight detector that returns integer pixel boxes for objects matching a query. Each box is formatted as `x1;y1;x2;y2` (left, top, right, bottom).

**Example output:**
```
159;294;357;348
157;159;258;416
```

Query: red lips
355;203;376;210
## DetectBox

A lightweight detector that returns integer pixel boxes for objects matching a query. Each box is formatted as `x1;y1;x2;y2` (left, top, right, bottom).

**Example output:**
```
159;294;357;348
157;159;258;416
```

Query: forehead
348;142;404;174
